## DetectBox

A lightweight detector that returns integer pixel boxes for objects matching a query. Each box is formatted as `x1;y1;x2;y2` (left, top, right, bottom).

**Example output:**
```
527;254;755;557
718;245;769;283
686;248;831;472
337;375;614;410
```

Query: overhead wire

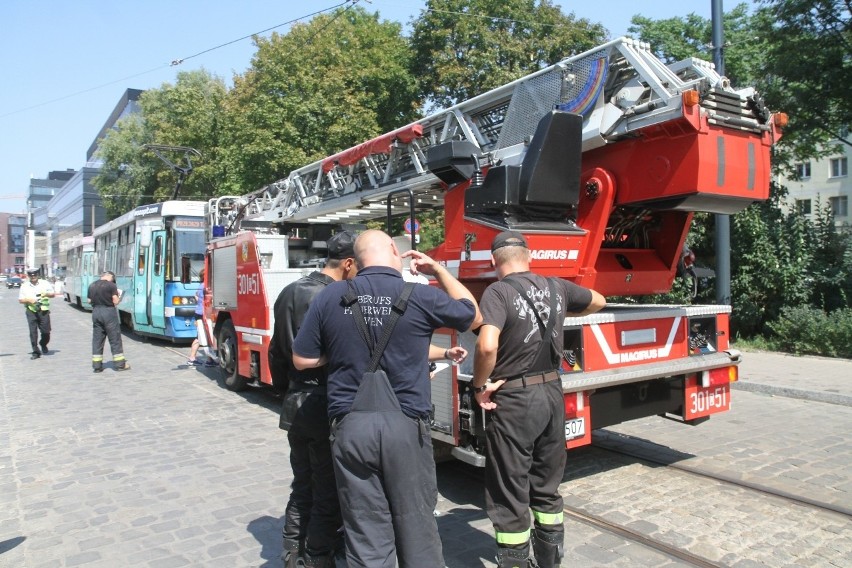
0;0;361;120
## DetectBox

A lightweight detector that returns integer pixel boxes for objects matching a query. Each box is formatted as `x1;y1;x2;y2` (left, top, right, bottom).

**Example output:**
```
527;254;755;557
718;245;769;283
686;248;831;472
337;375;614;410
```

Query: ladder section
218;37;772;230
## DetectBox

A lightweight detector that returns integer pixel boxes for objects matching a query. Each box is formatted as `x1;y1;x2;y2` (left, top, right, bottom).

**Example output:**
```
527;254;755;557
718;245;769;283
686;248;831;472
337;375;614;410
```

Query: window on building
830;157;848;178
830;196;848;217
796;199;812;215
795;162;811;179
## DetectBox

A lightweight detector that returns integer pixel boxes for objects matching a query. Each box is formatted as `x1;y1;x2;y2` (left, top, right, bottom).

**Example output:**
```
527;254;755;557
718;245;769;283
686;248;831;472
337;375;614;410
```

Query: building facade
0;213;28;275
781;143;851;230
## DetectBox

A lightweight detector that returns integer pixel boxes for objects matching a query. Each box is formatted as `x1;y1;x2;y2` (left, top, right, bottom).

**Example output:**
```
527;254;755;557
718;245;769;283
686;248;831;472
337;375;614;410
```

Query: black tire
218;320;247;391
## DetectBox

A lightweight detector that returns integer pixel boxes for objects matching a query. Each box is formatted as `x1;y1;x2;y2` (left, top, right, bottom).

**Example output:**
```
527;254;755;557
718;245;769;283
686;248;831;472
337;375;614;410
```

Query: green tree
93;69;228;217
628;3;765;89
410;0;607;108
755;0;852;167
729;184;813;336
92;114;157;218
139;69;229;200
221;6;420;193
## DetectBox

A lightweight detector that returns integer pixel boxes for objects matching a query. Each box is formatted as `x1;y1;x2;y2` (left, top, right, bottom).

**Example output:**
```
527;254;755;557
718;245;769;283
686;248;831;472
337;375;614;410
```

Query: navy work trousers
331;370;443;568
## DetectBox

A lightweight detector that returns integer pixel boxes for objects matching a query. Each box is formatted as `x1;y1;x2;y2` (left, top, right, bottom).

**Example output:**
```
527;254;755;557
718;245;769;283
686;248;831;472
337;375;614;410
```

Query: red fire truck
203;37;784;465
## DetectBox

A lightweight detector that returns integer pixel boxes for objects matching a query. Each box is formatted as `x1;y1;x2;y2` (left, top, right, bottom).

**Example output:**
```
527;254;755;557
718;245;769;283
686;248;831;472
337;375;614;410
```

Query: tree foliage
93;69;228;218
628;1;852;346
754;0;852;168
221;6;420;193
410;0;607;108
628;3;765;90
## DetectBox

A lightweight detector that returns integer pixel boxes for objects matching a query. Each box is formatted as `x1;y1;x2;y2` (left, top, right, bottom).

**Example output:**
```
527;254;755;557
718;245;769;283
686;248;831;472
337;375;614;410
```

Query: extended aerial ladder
207;36;782;296
204;37;784;462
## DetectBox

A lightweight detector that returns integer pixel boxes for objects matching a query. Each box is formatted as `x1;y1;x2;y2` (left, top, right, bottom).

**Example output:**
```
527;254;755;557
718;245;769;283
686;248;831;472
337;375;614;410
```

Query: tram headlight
172;296;194;305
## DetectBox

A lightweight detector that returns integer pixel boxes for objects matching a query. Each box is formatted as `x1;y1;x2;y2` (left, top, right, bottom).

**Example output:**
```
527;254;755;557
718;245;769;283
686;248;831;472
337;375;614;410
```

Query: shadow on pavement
247;514;284;567
0;536;26;555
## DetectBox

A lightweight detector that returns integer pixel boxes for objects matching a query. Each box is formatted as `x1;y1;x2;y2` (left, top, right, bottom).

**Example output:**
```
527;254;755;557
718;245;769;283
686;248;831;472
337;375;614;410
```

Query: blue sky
0;1;730;214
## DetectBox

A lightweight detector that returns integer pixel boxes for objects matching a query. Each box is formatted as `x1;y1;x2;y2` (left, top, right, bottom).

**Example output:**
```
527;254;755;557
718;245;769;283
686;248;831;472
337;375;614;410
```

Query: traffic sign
404;217;420;234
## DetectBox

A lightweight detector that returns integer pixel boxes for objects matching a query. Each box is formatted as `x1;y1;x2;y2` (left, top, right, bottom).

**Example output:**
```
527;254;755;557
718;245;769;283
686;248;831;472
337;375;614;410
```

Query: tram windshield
173;228;206;281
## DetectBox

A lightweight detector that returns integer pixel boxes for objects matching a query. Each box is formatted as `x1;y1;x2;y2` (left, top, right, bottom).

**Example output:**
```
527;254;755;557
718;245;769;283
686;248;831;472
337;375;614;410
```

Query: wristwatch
473;383;488;394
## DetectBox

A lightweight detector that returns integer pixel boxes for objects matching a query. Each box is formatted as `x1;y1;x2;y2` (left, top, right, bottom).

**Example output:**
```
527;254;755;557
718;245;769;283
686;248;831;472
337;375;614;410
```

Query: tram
60;235;97;310
92;201;207;342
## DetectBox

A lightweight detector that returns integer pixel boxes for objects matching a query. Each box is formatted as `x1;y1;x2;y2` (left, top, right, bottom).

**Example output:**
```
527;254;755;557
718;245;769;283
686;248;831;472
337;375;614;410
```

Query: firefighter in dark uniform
471;231;606;568
88;271;129;372
293;229;481;568
18;268;55;359
269;231;358;568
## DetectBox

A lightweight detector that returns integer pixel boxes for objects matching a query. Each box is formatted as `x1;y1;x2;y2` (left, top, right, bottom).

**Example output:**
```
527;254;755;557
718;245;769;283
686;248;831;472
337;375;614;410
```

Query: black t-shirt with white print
479;271;593;380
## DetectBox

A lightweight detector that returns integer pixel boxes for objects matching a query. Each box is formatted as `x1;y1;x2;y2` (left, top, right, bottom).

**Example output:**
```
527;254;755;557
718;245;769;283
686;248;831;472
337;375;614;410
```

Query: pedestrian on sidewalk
188;268;217;367
471;231;605;568
18;268;55;359
88;271;129;372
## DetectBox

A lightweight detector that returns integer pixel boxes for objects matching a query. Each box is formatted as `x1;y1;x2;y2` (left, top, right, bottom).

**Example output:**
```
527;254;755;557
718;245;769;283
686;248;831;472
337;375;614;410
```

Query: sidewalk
734;348;852;406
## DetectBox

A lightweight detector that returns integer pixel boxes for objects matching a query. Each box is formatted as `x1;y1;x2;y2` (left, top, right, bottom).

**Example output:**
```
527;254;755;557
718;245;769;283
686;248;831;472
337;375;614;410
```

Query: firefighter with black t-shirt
88;271;129;372
471;231;606;568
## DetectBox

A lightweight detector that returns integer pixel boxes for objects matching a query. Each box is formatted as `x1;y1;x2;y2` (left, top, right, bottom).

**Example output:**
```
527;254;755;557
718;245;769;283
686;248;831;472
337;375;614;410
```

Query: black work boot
532;529;564;568
302;551;335;568
114;360;130;371
31;351;41;360
281;538;303;568
496;546;533;568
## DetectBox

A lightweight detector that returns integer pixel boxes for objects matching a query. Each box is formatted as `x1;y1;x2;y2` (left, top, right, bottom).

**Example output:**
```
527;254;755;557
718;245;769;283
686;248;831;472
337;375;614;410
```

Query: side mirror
139;227;152;248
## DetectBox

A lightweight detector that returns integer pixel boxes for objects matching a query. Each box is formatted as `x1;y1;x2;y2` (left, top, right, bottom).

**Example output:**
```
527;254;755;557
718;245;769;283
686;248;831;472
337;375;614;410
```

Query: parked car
6;276;23;289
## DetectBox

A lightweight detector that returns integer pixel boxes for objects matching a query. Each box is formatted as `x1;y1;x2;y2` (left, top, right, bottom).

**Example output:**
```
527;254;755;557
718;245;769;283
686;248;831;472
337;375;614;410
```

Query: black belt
330;410;429;425
501;370;560;390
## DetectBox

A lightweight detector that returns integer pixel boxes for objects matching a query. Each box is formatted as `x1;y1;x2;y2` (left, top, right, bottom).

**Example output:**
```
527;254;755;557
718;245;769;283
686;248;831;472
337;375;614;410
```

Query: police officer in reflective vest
19;268;55;359
472;231;605;568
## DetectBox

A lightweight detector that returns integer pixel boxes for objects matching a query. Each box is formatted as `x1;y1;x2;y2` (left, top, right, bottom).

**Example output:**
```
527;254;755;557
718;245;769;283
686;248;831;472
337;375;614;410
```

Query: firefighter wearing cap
270;231;358;568
87;271;129;372
472;231;606;568
19;268;55;359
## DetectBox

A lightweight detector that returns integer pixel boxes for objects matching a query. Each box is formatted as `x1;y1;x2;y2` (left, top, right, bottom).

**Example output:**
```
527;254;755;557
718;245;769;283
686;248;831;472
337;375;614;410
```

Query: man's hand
400;249;441;278
473;379;505;410
445;345;468;364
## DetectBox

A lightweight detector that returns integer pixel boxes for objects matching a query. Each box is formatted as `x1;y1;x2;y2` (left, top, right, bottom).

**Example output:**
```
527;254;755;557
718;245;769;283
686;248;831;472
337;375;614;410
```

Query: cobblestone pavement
1;290;850;567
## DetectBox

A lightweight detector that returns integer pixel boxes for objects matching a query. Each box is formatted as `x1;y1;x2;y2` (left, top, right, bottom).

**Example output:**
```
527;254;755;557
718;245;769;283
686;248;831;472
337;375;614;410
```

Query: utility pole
711;0;731;305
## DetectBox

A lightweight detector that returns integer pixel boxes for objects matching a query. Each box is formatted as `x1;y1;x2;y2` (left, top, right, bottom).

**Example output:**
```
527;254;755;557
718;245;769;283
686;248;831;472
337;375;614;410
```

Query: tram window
154;236;164;276
138;249;146;276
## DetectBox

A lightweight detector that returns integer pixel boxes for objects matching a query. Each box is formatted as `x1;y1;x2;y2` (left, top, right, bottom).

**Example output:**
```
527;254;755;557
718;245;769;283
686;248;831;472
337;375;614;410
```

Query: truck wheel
218;320;247;391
